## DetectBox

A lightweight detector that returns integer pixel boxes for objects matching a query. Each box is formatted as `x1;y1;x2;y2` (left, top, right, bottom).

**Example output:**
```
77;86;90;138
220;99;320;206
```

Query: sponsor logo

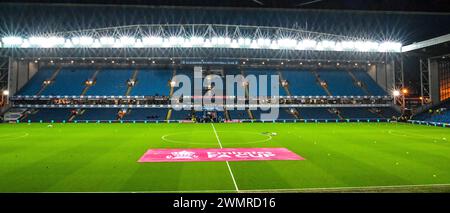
138;148;304;162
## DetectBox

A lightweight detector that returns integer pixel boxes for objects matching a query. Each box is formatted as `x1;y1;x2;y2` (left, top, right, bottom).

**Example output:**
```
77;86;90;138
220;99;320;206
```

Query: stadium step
80;68;101;96
347;69;372;96
35;66;62;96
278;71;301;119
165;67;178;121
329;108;344;120
311;69;333;96
124;67;140;96
224;107;231;120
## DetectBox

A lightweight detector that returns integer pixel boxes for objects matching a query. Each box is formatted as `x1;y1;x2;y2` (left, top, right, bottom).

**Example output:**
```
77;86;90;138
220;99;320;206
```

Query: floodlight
257;38;271;47
72;36;94;46
189;36;204;46
230;39;239;48
203;39;212;48
299;39;317;50
142;36;163;46
2;90;9;96
91;39;101;48
402;88;408;94
134;39;144;48
379;41;402;52
63;39;73;48
99;37;115;46
249;40;260;49
2;36;24;47
277;38;297;49
21;40;31;48
119;36;136;47
393;90;400;97
316;40;336;51
168;36;184;46
340;41;357;51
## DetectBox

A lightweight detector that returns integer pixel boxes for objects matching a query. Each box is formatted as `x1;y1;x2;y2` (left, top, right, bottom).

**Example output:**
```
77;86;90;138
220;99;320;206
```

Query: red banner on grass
138;148;304;162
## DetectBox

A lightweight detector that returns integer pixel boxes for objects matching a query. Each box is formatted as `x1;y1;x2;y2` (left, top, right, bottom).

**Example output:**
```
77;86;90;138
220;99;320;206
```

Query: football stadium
0;1;450;194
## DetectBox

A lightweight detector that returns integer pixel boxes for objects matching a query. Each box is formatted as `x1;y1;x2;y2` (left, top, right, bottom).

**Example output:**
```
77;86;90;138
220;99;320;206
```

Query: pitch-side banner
138;148;304;162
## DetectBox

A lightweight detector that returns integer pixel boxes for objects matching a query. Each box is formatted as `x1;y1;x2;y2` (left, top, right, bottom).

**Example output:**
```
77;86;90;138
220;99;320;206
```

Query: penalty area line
211;123;240;192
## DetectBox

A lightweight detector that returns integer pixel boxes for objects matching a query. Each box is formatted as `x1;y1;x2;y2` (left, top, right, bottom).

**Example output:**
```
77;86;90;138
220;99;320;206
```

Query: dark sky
2;0;450;12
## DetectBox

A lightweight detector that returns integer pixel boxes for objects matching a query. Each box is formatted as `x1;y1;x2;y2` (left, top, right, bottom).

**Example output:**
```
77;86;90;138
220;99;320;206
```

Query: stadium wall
8;58;38;97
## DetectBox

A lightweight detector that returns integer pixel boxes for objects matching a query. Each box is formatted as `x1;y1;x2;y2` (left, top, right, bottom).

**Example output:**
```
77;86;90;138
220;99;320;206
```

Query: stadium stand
130;69;172;96
338;107;379;119
17;68;55;95
122;108;167;121
42;68;96;96
170;109;194;120
10;66;399;122
300;108;339;120
24;108;73;122
85;69;133;96
75;108;120;121
316;69;366;96
352;69;387;96
280;70;327;96
413;100;450;123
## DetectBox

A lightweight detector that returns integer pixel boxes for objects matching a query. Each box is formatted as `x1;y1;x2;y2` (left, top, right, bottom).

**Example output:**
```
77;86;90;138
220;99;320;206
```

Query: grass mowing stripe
211;123;239;192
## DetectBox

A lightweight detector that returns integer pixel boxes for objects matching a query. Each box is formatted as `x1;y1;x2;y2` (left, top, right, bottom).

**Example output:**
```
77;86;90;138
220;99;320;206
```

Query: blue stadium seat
244;69;282;97
170;109;193;120
24;108;72;122
41;68;95;96
75;108;119;121
299;108;338;119
85;69;133;96
122;108;167;121
228;110;250;120
317;69;366;96
17;68;54;95
130;69;172;96
338;107;380;119
280;70;327;96
251;108;295;120
352;70;387;96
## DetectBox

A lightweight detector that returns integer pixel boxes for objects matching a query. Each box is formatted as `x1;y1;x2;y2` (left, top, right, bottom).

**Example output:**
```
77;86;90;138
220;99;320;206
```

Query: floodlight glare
379;41;402;52
142;36;163;46
300;39;317;50
277;38;297;49
99;37;115;46
189;36;204;46
72;36;94;46
2;36;24;47
393;90;401;97
2;90;9;96
119;36;136;46
249;40;260;49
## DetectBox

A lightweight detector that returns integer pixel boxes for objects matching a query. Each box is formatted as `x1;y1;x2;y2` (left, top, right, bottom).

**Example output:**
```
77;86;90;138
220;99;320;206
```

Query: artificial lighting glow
299;39;317;50
142;36;163;46
402;88;408;94
2;90;9;96
393;90;401;97
99;37;115;46
0;35;402;52
379;41;402;52
277;38;297;49
28;36;65;48
71;36;94;47
2;36;24;47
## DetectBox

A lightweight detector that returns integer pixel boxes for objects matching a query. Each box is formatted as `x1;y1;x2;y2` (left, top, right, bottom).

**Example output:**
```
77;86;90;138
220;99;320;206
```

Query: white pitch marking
211;123;239;192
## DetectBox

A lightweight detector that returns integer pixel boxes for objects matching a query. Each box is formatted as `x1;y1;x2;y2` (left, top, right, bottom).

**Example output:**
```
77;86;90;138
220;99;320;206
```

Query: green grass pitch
1;122;450;192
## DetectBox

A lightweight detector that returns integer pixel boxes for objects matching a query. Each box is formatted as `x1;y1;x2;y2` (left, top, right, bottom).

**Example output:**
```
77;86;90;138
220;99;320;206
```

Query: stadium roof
0;3;449;46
